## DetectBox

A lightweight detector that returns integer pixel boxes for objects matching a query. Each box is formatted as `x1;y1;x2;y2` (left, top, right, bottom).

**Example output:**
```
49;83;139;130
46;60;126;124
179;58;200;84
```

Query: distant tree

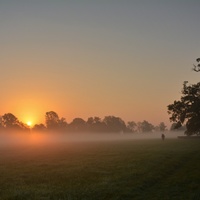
69;118;86;132
45;111;68;131
137;120;154;133
45;111;60;130
93;117;101;124
87;117;94;126
32;123;46;132
103;116;127;133
158;122;167;132
1;113;27;130
18;121;29;130
86;117;105;132
0;116;3;130
127;121;137;132
58;117;68;130
154;122;167;132
168;81;200;135
193;58;200;72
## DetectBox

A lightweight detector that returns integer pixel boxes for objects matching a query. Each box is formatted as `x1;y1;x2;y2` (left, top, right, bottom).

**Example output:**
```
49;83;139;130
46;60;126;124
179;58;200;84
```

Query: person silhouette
161;133;165;141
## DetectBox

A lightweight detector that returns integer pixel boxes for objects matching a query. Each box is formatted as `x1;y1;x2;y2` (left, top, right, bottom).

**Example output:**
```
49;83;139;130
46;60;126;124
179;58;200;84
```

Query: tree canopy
1;113;28;131
137;120;154;133
193;58;200;72
168;81;200;135
45;111;67;131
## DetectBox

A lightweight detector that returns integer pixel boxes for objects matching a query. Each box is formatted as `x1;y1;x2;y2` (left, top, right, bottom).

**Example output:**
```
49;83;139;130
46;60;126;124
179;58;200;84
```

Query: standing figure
161;133;165;141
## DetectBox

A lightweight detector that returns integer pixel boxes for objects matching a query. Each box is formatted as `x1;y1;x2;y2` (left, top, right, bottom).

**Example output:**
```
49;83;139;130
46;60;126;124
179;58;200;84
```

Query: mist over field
0;131;184;147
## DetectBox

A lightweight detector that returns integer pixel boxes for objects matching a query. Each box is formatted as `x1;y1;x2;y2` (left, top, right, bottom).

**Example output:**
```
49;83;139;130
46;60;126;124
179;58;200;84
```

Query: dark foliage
1;113;28;131
168;82;200;135
86;117;106;132
193;58;200;72
68;118;86;132
137;120;154;133
103;116;127;133
45;111;67;131
32;123;46;132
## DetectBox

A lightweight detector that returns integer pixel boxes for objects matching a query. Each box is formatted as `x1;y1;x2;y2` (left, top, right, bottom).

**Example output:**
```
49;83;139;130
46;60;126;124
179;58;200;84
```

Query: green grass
0;138;200;200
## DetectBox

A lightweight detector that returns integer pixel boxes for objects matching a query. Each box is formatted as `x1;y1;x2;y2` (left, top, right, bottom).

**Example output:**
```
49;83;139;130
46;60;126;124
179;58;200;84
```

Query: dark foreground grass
0;137;200;200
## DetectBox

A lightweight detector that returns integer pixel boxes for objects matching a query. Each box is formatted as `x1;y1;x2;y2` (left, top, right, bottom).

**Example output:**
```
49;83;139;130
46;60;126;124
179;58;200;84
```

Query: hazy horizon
0;130;185;147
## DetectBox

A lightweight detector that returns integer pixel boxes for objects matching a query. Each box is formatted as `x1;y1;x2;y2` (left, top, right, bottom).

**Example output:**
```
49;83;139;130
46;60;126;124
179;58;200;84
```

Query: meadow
0;133;200;200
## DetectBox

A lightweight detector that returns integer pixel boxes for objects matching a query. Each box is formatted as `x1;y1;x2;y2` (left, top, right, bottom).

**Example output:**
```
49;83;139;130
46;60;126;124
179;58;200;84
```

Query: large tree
168;81;200;135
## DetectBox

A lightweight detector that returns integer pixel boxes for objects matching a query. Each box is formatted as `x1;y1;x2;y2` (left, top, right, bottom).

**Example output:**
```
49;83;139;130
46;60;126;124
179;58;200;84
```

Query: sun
27;121;32;127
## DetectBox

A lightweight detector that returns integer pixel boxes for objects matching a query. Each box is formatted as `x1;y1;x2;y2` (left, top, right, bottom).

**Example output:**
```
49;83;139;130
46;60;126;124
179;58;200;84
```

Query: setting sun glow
27;121;32;127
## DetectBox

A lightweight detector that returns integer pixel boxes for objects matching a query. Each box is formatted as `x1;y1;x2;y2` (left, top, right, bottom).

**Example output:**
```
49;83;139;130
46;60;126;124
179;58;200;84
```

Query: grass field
0;135;200;200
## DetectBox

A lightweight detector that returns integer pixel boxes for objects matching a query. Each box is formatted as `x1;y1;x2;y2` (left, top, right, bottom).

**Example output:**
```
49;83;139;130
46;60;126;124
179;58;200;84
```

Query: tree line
0;111;167;133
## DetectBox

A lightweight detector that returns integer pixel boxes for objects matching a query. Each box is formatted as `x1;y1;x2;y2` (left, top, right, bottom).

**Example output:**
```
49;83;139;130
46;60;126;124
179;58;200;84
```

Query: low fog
0;131;185;147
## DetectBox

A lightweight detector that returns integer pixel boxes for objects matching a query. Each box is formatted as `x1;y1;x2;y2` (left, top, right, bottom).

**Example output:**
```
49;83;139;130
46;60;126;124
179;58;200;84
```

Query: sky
0;0;200;127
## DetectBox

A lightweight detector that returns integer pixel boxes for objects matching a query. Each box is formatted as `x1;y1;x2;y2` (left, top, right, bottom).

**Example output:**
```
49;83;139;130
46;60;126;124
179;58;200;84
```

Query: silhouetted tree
103;116;127;133
168;81;200;135
0;116;3;130
86;117;106;132
193;58;200;72
170;122;178;131
32;123;46;132
170;122;186;131
58;117;68;130
45;111;60;130
158;122;167;132
154;122;167;132
45;111;68;131
137;120;154;133
1;113;28;130
69;118;86;132
2;113;18;128
87;117;94;126
18;121;29;130
127;121;137;132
